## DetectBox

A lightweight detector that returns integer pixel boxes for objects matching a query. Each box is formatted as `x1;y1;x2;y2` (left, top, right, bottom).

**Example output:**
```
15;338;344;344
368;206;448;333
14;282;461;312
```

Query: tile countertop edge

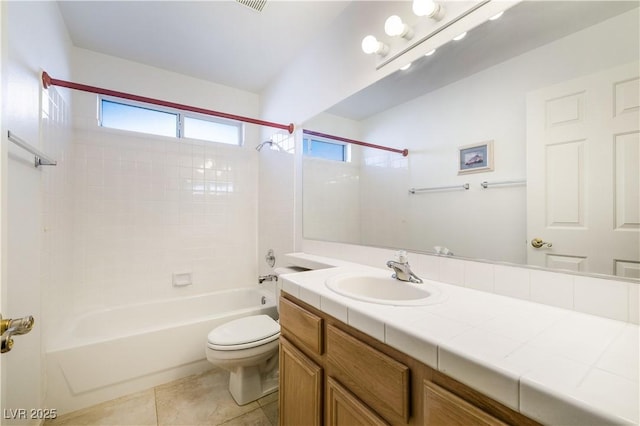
519;374;638;426
279;253;640;426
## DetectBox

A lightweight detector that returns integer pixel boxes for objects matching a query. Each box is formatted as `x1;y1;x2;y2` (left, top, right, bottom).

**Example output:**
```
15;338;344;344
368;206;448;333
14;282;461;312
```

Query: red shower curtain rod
303;129;408;156
41;71;294;134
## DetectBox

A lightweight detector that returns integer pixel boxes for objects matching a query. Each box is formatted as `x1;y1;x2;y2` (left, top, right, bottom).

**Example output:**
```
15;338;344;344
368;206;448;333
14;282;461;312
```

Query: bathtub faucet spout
258;274;278;284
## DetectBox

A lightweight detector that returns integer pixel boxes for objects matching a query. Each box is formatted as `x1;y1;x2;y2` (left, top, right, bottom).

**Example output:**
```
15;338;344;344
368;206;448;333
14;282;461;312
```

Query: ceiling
57;0;350;93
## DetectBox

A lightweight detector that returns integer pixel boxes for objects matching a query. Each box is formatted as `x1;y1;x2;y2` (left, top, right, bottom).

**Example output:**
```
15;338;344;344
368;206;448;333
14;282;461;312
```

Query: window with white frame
99;97;244;146
302;135;350;162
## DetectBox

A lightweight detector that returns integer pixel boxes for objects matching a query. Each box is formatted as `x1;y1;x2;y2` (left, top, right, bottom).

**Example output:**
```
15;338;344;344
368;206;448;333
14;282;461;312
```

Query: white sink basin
325;273;445;306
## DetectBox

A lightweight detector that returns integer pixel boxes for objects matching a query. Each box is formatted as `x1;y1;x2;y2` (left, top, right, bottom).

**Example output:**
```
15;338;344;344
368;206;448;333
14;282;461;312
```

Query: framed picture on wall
458;140;494;174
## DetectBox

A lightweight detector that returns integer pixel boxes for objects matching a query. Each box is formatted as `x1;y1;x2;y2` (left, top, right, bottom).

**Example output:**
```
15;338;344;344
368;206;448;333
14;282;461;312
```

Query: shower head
255;140;273;151
256;140;285;152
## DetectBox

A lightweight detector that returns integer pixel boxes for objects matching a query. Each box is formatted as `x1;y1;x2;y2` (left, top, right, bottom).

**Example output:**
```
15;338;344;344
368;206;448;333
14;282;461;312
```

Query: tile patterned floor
45;369;279;426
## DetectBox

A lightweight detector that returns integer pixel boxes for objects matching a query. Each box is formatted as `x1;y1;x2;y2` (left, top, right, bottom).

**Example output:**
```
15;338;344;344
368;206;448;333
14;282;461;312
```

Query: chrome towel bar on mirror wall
409;183;470;193
409;179;527;194
480;180;526;188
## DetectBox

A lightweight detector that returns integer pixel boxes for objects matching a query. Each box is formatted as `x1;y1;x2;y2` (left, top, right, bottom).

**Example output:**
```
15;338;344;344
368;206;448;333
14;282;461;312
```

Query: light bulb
453;32;467;41
489;11;504;20
424;49;436;56
361;35;388;56
413;0;441;18
361;35;379;54
400;63;412;71
385;15;414;39
385;15;403;36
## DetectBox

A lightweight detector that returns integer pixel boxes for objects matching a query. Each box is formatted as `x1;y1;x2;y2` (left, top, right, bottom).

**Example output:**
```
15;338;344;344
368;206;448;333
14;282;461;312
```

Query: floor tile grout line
153;385;160;426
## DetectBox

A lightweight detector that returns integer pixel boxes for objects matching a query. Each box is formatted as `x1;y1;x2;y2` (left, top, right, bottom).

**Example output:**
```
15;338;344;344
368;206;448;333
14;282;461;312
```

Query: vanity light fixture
425;49;436;56
400;63;412;71
384;15;414;39
489;11;504;20
453;31;467;41
361;35;389;56
413;0;443;19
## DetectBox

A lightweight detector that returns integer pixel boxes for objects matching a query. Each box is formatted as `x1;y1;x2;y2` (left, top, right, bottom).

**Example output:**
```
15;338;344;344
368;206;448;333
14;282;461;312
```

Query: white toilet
206;267;300;405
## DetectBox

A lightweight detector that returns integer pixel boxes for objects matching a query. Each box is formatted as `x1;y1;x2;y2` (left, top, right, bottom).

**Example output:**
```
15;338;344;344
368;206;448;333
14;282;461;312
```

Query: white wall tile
439;257;465;286
464;261;494;292
629;283;639;324
574;276;629;322
530;270;574;310
64;125;259;319
412;252;441;282
494;265;530;300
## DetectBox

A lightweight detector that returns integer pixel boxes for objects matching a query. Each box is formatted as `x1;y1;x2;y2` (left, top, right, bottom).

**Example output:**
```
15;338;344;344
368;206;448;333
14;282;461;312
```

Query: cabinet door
327;325;410;423
279;337;322;426
424;381;507;426
326;377;389;426
279;296;324;354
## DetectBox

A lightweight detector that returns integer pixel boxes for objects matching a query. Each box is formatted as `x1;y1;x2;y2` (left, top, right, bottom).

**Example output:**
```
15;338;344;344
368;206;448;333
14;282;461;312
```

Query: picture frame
458;140;494;174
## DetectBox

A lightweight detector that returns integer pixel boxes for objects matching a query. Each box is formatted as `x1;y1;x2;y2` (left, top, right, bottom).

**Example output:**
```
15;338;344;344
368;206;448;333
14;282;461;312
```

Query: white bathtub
46;287;277;414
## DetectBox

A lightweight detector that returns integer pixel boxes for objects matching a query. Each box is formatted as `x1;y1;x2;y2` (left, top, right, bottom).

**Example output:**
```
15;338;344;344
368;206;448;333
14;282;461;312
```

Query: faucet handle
397;250;408;263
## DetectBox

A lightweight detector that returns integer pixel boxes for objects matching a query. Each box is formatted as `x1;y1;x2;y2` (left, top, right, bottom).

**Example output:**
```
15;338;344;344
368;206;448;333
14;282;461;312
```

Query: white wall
1;1;72;424
257;148;296;277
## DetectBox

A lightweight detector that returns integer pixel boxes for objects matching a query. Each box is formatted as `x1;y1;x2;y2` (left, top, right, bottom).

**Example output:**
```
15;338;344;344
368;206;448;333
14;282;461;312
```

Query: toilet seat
207;315;280;351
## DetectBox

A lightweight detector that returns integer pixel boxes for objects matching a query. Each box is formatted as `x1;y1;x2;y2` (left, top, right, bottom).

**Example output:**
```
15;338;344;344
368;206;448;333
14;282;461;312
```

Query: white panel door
526;61;640;278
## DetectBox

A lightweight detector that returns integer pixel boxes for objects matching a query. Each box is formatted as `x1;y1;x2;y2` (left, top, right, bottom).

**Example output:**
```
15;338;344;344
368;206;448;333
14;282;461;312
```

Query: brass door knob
531;238;552;248
1;315;34;335
1;336;13;353
1;314;35;354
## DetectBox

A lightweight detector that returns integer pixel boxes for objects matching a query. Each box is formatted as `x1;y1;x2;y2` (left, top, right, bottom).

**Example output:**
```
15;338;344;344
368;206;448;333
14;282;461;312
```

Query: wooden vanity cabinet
279;292;539;426
326;376;389;426
326;324;410;424
279;337;323;426
278;296;325;425
423;381;507;426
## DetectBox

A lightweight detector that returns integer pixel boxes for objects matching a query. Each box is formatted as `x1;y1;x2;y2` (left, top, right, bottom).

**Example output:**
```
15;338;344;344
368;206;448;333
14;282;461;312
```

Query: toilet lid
207;315;280;348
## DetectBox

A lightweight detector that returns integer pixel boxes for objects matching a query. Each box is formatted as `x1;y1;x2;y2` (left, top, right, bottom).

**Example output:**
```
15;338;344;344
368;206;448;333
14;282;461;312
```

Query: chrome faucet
258;274;278;284
386;251;423;284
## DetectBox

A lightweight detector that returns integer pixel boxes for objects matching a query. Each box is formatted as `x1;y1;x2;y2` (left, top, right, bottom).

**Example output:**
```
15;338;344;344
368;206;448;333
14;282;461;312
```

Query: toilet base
228;363;279;406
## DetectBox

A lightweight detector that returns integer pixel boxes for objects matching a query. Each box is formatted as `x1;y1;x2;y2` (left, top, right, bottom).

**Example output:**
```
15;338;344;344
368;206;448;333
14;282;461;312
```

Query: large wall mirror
303;1;640;280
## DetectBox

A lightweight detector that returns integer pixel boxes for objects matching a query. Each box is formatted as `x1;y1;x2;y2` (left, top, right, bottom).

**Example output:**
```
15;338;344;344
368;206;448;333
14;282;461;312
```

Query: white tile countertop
279;253;639;426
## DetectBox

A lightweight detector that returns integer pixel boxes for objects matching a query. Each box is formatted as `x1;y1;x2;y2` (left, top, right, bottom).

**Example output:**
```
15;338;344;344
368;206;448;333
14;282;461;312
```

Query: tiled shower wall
41;103;260;342
41;86;74;348
66;125;258;316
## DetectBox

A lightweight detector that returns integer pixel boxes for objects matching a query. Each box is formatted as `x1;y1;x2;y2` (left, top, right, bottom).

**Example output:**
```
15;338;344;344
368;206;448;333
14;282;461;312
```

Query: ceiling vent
236;0;267;12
